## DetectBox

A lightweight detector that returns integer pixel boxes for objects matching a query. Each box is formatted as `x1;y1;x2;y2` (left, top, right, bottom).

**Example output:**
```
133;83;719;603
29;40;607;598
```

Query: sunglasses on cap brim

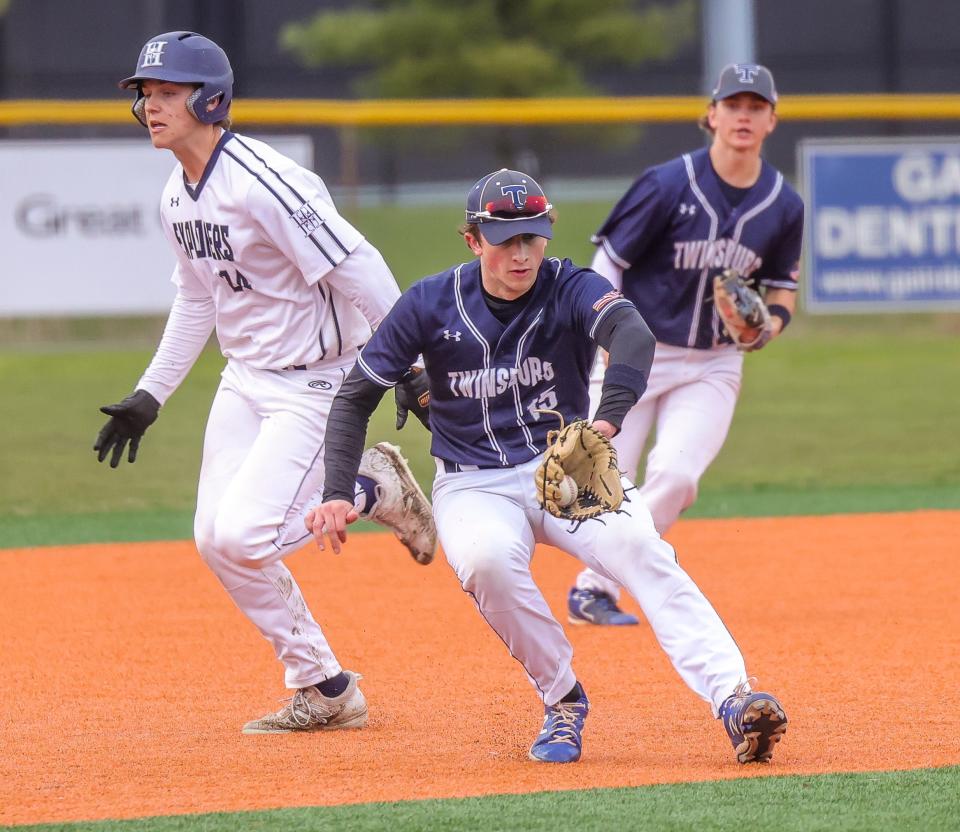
467;194;552;223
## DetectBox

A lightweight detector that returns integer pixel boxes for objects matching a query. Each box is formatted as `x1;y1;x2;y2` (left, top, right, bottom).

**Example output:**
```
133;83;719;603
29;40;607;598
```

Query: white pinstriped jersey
593;147;803;349
158;131;372;369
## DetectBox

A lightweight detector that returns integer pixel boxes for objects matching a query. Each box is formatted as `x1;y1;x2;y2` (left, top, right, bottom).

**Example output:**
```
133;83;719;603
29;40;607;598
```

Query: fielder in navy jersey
358;255;633;467
569;62;805;627
308;169;788;765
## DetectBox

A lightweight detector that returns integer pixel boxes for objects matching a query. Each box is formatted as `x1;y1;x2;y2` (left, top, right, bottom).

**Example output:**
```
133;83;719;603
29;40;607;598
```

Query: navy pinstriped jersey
593;146;804;349
157;130;374;369
358;257;634;467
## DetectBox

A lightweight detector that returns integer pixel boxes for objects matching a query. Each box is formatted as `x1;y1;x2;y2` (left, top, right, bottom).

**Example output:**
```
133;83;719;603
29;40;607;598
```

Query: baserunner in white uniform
94;31;437;734
306;169;787;765
568;63;803;626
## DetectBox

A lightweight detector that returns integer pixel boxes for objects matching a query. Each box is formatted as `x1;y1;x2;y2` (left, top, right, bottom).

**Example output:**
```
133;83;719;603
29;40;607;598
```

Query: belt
280;360;329;371
439;459;503;474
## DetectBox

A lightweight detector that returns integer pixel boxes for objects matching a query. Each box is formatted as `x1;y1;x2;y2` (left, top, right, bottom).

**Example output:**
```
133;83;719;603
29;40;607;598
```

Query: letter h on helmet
118;31;233;127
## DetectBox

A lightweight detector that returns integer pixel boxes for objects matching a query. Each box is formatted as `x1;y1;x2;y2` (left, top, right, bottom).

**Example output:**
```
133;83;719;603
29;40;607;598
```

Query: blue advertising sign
800;138;960;312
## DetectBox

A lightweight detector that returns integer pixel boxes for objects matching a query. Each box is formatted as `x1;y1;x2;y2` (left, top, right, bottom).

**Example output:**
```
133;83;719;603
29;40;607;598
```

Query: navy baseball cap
711;63;778;105
465;169;553;245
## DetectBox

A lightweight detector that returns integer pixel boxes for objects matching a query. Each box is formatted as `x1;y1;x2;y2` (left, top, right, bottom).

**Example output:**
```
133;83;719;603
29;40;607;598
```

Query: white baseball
557;475;578;507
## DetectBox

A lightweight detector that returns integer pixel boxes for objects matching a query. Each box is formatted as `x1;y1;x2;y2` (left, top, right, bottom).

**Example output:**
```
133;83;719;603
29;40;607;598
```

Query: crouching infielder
307;169;787;764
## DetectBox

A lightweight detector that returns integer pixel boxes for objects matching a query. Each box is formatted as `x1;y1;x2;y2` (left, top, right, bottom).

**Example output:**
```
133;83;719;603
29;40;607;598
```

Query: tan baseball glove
713;269;773;352
534;418;625;521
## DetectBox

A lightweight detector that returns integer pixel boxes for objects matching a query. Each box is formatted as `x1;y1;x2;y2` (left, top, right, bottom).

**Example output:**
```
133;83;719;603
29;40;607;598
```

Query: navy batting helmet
119;31;233;127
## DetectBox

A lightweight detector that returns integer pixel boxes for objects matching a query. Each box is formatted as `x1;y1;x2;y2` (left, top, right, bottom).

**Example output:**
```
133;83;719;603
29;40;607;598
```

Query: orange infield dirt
2;510;959;826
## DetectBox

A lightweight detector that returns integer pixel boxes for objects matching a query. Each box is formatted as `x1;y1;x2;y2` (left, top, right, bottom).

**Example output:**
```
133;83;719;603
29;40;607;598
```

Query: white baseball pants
193;358;352;689
433;456;748;712
577;343;743;600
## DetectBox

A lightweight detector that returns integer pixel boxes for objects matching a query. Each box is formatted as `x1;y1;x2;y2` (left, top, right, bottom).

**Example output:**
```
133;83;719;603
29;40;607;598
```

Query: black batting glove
94;389;161;468
394;367;430;431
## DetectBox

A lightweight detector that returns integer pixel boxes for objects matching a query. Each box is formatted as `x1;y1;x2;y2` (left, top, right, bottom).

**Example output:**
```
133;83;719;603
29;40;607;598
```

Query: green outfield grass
1;311;957;547
8;767;960;832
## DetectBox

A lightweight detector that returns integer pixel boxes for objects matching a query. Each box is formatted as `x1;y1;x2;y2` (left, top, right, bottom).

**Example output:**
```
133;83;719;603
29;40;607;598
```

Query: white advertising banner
0;136;313;316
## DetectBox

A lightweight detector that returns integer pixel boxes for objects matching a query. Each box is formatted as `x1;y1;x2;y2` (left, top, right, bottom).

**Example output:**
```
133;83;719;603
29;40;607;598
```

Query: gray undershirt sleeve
591;305;656;431
322;364;389;503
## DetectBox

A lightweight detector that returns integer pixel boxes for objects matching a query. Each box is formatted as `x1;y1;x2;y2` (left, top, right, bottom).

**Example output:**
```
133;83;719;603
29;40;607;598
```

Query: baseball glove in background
535;418;625;521
713;269;773;352
394;366;431;430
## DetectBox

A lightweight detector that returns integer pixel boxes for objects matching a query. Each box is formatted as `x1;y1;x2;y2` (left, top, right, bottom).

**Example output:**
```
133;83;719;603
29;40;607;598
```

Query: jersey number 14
218;268;252;293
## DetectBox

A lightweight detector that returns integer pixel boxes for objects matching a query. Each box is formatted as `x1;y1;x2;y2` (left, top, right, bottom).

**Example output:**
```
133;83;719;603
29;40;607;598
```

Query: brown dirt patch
2;511;958;826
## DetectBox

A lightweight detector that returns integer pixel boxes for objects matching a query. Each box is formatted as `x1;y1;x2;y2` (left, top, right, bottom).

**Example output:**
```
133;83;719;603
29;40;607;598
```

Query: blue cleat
528;686;590;763
567;588;639;626
719;682;788;763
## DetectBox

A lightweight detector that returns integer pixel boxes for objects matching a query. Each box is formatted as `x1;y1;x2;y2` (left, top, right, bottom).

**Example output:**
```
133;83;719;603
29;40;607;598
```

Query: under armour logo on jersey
734;64;760;84
170;197;179;207
443;330;462;341
141;41;168;68
679;203;697;217
291;202;322;236
500;184;528;209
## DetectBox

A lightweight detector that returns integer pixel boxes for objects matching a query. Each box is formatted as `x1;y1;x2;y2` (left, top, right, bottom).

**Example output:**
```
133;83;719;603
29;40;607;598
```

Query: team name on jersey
672;237;762;276
172;220;235;262
448;357;555;399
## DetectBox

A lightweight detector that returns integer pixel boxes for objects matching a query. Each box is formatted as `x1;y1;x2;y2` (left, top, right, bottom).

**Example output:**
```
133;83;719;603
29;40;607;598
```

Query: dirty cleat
567;588;639;626
719;682;788;763
242;670;368;734
528;686;590;763
359;442;437;565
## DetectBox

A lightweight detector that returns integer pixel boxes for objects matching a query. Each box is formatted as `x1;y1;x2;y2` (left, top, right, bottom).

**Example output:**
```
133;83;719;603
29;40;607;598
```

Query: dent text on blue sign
800;138;960;312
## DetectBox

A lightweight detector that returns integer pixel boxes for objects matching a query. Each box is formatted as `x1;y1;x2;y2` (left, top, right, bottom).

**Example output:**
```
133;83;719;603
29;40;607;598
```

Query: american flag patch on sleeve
593;290;624;312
